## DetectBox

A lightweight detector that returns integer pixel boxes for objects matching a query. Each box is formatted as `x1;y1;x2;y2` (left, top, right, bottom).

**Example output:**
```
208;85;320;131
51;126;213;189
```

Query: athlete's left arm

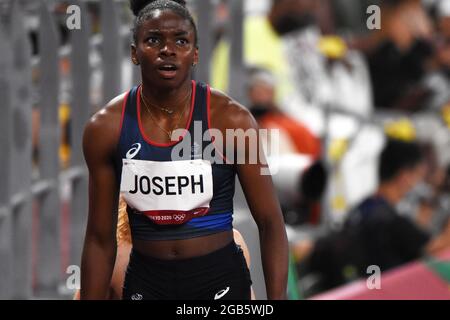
227;102;288;300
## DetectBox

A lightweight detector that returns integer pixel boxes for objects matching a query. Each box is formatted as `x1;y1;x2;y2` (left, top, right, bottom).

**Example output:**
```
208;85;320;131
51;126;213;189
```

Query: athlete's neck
141;79;193;114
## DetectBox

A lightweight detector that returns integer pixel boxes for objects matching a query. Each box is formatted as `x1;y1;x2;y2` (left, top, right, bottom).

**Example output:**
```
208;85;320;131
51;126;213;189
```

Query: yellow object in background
328;139;349;215
211;16;292;102
318;36;348;59
332;195;347;212
442;103;450;129
384;118;416;141
328;138;348;162
59;103;70;123
59;103;71;168
211;40;230;93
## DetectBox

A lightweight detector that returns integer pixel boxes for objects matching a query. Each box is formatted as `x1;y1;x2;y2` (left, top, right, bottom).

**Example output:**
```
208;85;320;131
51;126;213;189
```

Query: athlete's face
132;10;199;88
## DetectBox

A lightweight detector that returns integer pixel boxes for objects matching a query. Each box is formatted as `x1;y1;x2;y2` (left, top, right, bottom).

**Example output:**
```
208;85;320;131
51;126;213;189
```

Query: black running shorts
122;240;253;300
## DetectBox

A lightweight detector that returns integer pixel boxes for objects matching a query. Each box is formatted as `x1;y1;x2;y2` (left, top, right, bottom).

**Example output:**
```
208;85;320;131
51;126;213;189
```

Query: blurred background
0;0;450;300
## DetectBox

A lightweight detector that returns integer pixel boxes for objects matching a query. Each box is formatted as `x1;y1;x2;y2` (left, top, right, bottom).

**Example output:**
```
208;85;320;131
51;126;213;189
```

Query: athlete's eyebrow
146;29;162;35
174;31;189;37
145;30;189;36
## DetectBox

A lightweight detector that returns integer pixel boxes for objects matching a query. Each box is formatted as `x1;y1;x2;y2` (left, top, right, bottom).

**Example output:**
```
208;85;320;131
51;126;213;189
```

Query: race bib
120;159;213;225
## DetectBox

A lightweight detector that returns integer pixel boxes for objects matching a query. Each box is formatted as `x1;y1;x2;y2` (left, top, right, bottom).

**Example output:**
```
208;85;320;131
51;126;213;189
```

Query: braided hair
130;0;198;47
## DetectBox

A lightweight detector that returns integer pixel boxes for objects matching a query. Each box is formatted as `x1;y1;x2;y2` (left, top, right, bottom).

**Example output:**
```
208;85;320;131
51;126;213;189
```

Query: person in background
345;139;450;268
246;67;322;158
246;66;326;225
422;0;450;110
365;0;436;111
301;138;450;291
269;0;373;118
398;142;450;237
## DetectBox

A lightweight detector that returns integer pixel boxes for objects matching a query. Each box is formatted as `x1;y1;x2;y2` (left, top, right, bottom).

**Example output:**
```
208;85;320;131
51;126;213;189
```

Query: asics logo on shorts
214;287;230;300
126;143;142;159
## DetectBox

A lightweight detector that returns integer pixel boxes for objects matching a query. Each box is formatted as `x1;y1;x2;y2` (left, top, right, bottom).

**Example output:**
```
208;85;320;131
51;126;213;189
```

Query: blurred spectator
301;138;450;292
247;67;322;158
398;141;450;236
269;153;328;226
212;0;373;129
364;0;441;111
422;0;450;110
268;0;380;214
246;66;326;225
271;0;373;118
344;139;429;268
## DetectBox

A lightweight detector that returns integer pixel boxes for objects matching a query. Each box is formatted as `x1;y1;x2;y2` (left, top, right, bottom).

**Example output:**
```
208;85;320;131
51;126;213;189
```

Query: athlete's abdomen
131;229;233;260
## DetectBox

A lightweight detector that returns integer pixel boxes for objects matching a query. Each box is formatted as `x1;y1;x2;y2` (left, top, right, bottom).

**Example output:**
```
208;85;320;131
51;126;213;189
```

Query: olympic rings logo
173;214;186;222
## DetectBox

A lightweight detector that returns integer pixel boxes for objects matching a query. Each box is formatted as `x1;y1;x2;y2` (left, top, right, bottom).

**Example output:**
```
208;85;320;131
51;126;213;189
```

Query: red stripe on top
137;80;196;147
206;85;232;165
117;90;130;143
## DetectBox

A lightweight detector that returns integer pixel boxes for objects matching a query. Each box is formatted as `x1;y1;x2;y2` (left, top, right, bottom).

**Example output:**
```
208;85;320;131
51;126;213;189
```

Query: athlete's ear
131;44;140;65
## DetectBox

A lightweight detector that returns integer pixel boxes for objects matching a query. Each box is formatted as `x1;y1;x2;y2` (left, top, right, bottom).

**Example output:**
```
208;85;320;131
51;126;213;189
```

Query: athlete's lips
156;63;179;79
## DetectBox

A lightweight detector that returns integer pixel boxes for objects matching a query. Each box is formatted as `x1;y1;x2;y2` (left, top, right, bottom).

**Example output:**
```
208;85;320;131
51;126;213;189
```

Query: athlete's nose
160;41;176;57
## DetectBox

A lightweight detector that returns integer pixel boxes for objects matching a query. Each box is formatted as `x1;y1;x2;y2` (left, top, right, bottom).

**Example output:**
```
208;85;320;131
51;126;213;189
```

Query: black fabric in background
368;39;434;109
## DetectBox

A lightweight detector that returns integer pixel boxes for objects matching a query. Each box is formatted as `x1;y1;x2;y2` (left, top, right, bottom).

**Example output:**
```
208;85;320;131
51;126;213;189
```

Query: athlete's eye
147;37;160;45
176;38;188;46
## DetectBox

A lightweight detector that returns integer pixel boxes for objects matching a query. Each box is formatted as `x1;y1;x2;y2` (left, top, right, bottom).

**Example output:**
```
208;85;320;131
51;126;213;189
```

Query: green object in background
425;257;450;283
287;252;303;300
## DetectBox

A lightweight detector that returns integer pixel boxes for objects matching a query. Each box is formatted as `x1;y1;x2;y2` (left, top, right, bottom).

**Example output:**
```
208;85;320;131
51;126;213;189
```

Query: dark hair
130;0;198;47
379;138;424;182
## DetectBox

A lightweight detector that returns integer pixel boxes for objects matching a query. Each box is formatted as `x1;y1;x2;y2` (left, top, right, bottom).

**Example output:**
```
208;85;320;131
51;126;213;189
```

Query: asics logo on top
126;143;142;159
214;287;230;300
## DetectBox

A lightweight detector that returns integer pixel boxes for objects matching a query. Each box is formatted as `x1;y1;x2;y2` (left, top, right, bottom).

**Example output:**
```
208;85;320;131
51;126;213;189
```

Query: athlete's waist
131;229;234;260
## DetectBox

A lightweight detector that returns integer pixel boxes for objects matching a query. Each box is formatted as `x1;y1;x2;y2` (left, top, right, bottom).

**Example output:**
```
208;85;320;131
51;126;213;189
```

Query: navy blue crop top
114;81;236;240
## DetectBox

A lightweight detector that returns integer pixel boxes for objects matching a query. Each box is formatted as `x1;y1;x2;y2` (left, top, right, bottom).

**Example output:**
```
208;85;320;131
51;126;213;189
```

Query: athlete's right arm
80;99;124;299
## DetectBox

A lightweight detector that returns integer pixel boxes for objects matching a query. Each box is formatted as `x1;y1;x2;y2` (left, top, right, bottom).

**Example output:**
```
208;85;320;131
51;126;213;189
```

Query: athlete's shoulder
83;91;129;155
209;86;258;130
87;91;128;130
84;91;129;135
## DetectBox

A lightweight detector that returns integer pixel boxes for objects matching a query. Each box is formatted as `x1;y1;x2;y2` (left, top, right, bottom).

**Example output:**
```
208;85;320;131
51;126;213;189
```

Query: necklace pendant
163;108;174;115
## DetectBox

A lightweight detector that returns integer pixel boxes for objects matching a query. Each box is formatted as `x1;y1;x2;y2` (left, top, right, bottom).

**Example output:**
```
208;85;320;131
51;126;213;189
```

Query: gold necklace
140;86;189;140
140;86;191;115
